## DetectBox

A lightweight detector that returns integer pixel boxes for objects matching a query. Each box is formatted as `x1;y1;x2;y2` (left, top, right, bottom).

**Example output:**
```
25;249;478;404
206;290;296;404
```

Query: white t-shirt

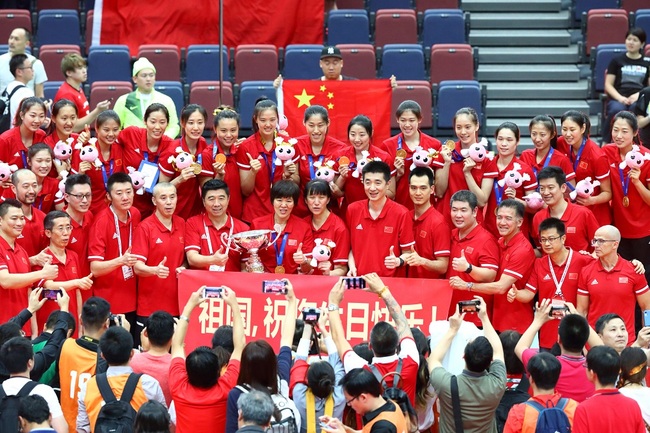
0;52;48;94
1;376;64;419
5;80;34;124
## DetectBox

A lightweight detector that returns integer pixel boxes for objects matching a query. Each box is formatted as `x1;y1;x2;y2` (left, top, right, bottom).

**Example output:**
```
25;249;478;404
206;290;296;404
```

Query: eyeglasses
67;193;92;201
539;236;561;244
591;238;616;246
345;395;360;406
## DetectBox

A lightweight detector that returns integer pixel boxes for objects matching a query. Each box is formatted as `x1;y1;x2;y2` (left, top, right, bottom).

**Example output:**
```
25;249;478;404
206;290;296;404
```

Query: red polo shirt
531;201;599;253
339;145;394;209
346;198;415;278
16;208;47;258
520;148;576;182
184;213;249;272
159;137;208;220
54;82;90;117
132;213;186;316
447;224;500;325
249;214;315;275
118;126;172;219
302;211;350;274
87;206;141;313
379;132;443;210
235;133;290;223
0;127;47;169
408;205;450;279
0;236;32;329
602;144;650;239
492;231;536;333
525;250;594;349
201;142;243;220
578;255;649;344
557;136;612;226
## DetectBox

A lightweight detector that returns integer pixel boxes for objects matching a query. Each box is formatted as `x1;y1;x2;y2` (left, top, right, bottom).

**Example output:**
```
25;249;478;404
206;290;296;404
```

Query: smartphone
203;286;223;299
458;300;480;313
262;280;288;294
644;310;650;327
343;277;366;289
549;305;569;319
42;289;62;301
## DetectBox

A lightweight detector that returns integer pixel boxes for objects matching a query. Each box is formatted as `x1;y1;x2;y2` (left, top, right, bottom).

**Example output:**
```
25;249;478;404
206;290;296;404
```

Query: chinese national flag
280;80;392;145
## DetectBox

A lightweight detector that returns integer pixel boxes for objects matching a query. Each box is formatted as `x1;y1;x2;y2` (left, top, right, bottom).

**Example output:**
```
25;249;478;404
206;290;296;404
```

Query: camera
42;289;62;301
302;307;321;324
343;277;366;289
108;313;122;327
458;300;480;313
549;305;569;319
262;280;288;294
203;286;223;299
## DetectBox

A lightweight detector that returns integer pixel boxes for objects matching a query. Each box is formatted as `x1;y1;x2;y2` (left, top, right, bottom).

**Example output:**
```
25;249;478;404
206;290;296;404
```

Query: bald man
577;225;650;344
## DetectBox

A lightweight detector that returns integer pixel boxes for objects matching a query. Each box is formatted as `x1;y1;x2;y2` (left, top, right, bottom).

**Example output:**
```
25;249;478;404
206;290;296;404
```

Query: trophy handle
221;232;242;252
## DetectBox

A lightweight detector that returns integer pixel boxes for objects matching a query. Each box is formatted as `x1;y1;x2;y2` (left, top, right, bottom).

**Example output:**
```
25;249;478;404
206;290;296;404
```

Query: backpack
0;84;26;133
236;384;299;433
94;372;142;433
525;398;572;433
368;359;416;432
0;380;39;433
495;376;530;433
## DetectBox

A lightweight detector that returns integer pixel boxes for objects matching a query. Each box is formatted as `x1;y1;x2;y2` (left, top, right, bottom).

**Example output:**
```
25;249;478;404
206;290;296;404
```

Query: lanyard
260;152;277;184
570;138;587;171
308;155;325;179
273;231;290;267
101;160;115;187
111;206;132;256
619;167;631;197
203;215;234;255
548;249;573;299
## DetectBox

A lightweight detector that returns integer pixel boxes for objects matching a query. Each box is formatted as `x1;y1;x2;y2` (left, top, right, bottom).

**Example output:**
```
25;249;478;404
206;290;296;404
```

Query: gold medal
396;149;407;158
275;265;285;274
191;163;202;175
623;196;630;207
444;140;456;152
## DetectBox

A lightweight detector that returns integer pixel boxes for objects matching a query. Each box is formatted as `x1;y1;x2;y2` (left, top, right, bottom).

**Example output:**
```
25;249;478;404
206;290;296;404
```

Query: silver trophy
221;229;280;273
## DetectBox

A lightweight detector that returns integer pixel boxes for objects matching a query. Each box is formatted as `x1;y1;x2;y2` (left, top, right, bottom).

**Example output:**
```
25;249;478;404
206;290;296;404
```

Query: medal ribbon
548;249;572;299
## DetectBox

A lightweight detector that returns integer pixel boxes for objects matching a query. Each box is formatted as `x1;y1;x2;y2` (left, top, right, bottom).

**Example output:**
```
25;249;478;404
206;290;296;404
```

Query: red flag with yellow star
280;80;392;145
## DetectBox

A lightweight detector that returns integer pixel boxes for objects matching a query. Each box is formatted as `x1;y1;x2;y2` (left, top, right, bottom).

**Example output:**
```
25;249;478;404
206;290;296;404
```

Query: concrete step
479;46;579;64
486;116;600;136
477;64;580;82
469;29;571;46
462;0;562;12
471;11;571;29
486;81;588;100
486;100;591;118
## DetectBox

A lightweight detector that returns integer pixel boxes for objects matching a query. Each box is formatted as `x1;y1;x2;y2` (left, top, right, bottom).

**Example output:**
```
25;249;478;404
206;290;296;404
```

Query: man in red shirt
170;285;245;433
346;161;415;277
185;179;249;272
446;190;499;325
451;199;535;333
133;182;186;333
532;166;599;255
577;225;650;344
11;169;47;258
404;166;450;279
88;172;141;332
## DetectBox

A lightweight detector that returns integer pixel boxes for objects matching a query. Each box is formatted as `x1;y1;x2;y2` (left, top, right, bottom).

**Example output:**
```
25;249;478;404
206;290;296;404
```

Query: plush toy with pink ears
307;238;337;267
619;144;650;170
569;177;600;200
498;163;530;189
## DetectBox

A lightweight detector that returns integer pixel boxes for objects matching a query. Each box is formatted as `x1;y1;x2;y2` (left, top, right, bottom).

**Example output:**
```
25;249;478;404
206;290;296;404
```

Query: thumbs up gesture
247;152;262;173
155;256;170;278
452;249;471;273
293;242;306;265
384;246;401;270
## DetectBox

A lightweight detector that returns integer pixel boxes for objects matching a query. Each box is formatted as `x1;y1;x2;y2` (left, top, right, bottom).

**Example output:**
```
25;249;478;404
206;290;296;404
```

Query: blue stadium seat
422;9;467;49
434;80;485;135
326;10;370;45
43;81;63;101
379;44;426;80
87;45;132;86
634;10;650;38
367;0;413;12
282;45;323;79
573;0;619;22
237;81;277;130
185;45;230;85
590;44;626;97
154;81;185;120
36;10;81;48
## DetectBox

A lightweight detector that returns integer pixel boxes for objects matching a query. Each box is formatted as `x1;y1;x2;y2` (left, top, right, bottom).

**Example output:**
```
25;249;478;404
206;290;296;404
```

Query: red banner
281;80;393;146
178;270;453;352
94;0;324;55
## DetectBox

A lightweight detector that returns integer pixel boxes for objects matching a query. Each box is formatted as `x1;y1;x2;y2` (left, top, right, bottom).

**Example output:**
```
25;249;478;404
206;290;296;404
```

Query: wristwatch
327;304;340;312
465;263;473;274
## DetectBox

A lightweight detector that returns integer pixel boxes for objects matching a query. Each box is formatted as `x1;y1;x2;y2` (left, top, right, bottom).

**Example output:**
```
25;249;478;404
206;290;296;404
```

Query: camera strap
548;249;573;299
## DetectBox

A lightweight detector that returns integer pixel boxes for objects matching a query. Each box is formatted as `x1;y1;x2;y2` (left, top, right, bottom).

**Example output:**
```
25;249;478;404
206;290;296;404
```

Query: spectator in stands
556;110;612;226
0;28;47;98
5;53;34;124
200;106;244;219
435;107;497;228
520;115;575;184
54;53;110;131
634;85;650;147
617;347;650;426
577;225;650;345
503;352;578;433
236;390;275;433
380;100;443;210
573;346;646;433
77;327;166;433
0;337;67;433
113;57;179;138
428;296;506;433
446;189;499;327
0;96;47;169
450;199;535;334
134;400;171;433
403;166;450;279
61;174;93;291
604;28;650;144
18;394;57;433
43;99;84;176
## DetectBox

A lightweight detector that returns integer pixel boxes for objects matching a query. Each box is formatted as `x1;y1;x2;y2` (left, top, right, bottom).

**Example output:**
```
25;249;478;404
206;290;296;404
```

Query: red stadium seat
415;0;459;12
583;9;629;57
337;44;376;79
189;81;234;130
39;44;80;81
391;80;433;130
374;9;418;47
0;10;32;43
430;44;474;85
36;0;79;10
90;81;133;107
138;45;181;81
234;45;278;85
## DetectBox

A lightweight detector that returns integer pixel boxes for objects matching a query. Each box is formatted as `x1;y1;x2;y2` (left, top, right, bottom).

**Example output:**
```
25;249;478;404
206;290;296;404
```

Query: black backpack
94;373;142;433
0;380;39;433
0;84;26;133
